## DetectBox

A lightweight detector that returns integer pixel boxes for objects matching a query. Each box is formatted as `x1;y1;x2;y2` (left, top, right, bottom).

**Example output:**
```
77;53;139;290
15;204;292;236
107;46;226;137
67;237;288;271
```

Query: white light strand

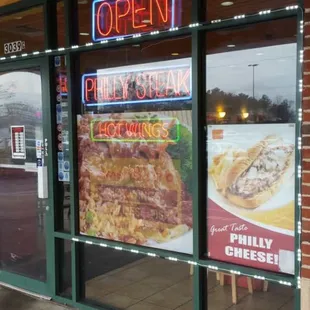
298;137;302;150
0;6;298;62
299;79;303;94
188;261;198;265
286;5;298;10
85;240;93;245
234;14;245;19
100;243;108;247
254;275;265;280
300;50;304;63
230;270;241;275
279;280;292;286
115;246;123;251
259;10;271;15
130;249;139;253
208;265;219;271
298;165;302;178
297;248;302;261
211;19;222;24
298;221;302;234
168;257;178;261
72;238;79;242
297;276;301;289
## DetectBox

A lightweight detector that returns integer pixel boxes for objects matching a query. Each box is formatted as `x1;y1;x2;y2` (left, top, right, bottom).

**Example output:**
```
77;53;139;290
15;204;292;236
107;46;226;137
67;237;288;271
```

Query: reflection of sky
97;43;297;104
0;72;41;110
207;44;297;102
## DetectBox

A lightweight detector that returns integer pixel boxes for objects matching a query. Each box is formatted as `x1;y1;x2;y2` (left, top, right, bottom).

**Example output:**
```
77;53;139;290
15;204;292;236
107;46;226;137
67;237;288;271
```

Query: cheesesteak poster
77;111;193;254
207;124;295;274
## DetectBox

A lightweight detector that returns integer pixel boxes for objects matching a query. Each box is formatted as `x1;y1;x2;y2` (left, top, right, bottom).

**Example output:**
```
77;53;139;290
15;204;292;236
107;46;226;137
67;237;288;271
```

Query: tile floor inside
0;257;295;309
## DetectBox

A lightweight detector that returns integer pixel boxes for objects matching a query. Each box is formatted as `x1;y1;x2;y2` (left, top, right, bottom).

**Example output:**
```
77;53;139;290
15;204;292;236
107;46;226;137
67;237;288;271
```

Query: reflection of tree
207;88;295;123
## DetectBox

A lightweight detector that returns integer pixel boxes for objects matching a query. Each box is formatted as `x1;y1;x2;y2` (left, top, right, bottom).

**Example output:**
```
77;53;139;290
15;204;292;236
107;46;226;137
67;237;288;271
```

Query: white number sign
4;41;25;54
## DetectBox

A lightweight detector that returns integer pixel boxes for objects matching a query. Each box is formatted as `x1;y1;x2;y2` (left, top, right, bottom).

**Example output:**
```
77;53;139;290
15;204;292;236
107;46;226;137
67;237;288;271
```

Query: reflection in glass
78;0;192;45
56;238;72;298
206;0;297;21
0;6;44;57
206;19;297;275
0;69;46;281
206;18;297;124
78;38;193;253
83;245;193;309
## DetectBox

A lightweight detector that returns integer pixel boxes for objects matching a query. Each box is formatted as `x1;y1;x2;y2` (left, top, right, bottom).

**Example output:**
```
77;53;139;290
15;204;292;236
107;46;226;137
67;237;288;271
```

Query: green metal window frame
0;0;304;309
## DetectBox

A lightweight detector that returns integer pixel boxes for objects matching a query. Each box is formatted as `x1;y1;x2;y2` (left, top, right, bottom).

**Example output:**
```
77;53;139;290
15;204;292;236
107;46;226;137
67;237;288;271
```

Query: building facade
0;0;307;309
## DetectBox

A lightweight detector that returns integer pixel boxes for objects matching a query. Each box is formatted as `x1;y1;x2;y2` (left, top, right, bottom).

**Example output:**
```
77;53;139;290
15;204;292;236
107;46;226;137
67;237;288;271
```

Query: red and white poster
207;124;295;274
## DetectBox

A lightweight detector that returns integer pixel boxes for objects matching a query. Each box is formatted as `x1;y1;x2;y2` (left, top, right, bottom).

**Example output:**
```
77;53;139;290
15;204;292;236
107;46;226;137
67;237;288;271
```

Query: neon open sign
90;117;180;142
92;0;178;41
82;65;191;106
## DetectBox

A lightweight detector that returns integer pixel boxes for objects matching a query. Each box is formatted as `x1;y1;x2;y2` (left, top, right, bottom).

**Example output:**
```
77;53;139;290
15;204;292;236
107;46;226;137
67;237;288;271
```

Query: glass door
0;58;52;296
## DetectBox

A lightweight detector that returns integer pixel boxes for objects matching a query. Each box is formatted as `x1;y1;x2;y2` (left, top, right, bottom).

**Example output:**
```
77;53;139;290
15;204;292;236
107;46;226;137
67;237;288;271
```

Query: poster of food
78;111;193;254
207;124;295;274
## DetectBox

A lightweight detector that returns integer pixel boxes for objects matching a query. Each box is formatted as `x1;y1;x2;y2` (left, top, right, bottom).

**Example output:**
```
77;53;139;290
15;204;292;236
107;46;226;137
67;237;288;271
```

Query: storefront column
302;2;310;309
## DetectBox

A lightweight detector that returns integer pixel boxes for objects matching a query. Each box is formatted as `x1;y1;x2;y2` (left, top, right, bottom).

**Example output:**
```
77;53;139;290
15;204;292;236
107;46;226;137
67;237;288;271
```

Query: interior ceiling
0;0;297;57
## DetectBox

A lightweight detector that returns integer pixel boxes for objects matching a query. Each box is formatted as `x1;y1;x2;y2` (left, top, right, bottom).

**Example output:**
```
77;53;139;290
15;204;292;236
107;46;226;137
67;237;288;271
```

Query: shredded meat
229;144;293;198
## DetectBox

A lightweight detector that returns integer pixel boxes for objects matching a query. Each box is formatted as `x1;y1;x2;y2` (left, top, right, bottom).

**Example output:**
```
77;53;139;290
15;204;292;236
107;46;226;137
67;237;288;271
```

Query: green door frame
0;56;55;298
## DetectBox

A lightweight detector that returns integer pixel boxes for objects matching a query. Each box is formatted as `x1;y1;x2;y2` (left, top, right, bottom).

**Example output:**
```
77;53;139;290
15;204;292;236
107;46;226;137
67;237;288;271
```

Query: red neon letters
83;66;191;105
94;0;173;40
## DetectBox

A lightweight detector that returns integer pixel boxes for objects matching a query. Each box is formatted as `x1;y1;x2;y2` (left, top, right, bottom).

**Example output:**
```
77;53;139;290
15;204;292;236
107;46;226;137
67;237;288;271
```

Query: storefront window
78;0;192;45
206;0;298;21
0;6;44;57
78;37;193;254
0;0;20;8
206;18;297;274
83;245;193;309
56;238;72;298
57;1;65;47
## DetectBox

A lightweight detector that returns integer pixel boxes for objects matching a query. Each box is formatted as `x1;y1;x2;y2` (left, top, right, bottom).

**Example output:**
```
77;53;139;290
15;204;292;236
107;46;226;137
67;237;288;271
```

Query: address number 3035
4;41;25;54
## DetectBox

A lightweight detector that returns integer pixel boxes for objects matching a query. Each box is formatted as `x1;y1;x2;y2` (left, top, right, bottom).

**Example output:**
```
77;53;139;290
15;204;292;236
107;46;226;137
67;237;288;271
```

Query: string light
259;10;271;15
0;6;300;62
234;14;245;19
8;4;300;291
